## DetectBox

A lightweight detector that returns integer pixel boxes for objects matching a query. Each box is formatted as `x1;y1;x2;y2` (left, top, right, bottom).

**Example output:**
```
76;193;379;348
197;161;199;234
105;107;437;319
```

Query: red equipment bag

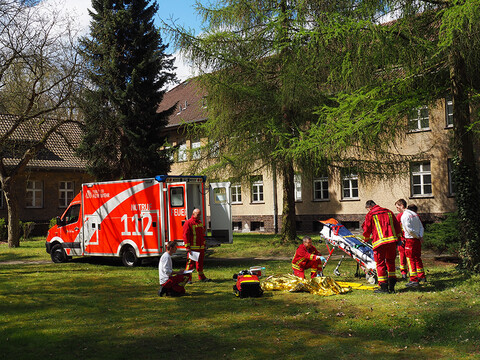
233;274;263;298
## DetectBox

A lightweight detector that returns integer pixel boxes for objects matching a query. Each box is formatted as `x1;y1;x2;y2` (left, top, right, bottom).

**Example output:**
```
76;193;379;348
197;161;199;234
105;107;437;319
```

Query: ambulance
45;175;232;266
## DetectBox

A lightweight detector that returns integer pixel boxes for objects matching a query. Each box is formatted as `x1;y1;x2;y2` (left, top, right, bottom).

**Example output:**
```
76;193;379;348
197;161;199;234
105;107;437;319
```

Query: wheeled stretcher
319;219;377;284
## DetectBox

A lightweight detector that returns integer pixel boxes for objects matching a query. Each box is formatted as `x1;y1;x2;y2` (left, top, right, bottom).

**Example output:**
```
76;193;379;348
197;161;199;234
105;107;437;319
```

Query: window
164;145;174;162
446;96;453;127
251;176;264;203
313;177;329;200
170;187;184;207
191;139;201;160
408;106;429;131
231;184;242;204
209;141;219;158
178;142;187;162
213;187;227;204
59;181;74;208
251;221;264;231
342;173;359;199
26;180;43;208
294;174;302;201
448;158;456;196
62;204;80;225
411;162;432;196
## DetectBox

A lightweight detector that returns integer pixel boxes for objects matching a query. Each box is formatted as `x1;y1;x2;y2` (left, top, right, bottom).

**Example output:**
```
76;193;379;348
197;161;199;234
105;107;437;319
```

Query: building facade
160;80;456;233
0;114;92;235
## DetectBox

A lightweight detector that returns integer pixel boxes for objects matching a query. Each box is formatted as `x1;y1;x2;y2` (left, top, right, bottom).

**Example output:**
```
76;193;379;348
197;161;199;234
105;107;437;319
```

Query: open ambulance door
209;182;232;244
166;182;188;248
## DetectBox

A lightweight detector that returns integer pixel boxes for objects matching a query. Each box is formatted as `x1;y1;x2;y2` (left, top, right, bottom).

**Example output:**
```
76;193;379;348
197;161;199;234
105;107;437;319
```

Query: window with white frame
313;177;329;200
408;106;430;131
294;174;302;201
342;173;359;199
209;140;219;158
177;142;187;162
411;161;432;196
164;145;174;162
447;158;455;196
251;176;264;203
231;184;242;204
191;139;201;160
445;96;453;127
26;180;43;208
59;181;74;208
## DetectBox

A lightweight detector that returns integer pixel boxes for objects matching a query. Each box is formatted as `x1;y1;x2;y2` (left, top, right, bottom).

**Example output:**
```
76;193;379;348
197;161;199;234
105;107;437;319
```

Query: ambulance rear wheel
121;246;139;267
51;244;67;263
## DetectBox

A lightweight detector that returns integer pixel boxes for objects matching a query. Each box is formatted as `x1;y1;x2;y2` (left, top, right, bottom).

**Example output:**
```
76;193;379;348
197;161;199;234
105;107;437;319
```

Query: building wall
166;98;458;233
0;169;92;234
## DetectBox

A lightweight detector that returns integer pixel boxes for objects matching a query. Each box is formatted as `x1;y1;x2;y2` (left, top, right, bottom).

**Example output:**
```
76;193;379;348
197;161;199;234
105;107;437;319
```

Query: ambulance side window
63;204;80;225
170;187;184;207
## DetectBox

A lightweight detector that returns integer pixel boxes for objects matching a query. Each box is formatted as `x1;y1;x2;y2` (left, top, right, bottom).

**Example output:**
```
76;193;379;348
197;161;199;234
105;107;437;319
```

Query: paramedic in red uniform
363;200;401;293
158;241;187;296
395;199;408;280
399;203;426;288
184;208;211;282
292;236;326;279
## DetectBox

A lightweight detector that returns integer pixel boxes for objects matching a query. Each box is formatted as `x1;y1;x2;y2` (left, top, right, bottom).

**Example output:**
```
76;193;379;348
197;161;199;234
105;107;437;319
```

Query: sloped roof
0;113;86;170
158;78;208;128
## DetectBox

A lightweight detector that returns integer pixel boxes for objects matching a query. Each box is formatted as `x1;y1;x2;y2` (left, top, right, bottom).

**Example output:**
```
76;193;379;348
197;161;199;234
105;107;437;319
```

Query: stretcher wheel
366;273;377;284
334;269;341;276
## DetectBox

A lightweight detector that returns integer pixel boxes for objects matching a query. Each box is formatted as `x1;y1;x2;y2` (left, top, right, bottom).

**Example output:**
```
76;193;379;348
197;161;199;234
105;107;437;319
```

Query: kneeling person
292;236;326;279
158;241;188;297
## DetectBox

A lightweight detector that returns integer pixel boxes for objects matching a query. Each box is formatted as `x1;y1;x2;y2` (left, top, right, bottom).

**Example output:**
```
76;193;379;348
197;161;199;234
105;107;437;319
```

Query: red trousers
398;241;407;275
405;238;425;282
293;259;322;279
185;250;207;280
162;274;187;295
373;242;397;284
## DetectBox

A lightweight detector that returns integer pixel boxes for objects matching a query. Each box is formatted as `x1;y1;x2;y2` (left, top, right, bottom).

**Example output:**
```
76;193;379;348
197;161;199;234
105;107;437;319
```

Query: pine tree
78;0;176;180
168;0;333;243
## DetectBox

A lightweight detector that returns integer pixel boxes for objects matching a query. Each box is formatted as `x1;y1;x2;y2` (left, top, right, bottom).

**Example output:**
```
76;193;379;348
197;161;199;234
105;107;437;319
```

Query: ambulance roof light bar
155;175;207;183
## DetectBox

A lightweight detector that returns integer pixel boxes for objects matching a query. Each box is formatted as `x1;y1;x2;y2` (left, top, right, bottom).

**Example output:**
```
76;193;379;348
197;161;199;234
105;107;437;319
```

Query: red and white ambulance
45;175;230;266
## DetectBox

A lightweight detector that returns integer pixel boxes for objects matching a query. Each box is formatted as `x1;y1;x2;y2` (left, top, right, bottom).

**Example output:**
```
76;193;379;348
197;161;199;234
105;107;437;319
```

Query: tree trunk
280;161;297;243
450;50;480;272
3;178;21;248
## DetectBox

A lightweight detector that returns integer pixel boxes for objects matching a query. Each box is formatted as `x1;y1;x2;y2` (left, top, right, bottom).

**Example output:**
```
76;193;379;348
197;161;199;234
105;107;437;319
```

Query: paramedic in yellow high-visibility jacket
362;200;401;294
184;208;211;282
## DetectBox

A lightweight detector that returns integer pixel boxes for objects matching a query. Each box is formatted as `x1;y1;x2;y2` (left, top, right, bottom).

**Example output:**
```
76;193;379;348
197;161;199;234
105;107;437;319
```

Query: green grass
1;235;479;359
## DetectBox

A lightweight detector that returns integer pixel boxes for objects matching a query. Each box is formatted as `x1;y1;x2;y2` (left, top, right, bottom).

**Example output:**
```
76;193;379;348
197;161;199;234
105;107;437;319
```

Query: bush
20;221;35;240
423;212;461;255
0;218;6;241
49;217;57;229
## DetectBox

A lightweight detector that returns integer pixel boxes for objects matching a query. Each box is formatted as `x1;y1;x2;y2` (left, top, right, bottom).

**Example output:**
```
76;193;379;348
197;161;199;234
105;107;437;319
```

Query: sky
48;0;205;83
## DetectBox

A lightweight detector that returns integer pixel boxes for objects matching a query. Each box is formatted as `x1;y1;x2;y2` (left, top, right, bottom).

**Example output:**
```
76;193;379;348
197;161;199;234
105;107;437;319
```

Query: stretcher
319;219;377;284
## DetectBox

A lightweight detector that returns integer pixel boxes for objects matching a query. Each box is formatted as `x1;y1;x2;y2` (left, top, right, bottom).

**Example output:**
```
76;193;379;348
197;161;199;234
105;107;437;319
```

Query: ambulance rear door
209;182;232;243
166;182;188;247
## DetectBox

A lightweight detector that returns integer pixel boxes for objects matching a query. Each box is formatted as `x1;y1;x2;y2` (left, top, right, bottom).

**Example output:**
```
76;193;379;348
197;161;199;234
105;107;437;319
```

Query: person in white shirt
395;199;426;288
158;241;187;297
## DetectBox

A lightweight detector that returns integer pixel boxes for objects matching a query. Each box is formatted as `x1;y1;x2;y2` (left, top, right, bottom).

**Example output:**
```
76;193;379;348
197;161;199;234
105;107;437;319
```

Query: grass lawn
1;234;479;360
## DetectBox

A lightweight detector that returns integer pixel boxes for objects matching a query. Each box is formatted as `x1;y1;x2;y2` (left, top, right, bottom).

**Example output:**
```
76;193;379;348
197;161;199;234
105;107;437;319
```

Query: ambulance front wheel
121;246;139;267
51;244;68;263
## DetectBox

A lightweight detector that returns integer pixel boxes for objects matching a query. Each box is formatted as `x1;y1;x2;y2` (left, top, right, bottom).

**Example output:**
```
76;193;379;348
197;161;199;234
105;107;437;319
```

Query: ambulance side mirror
56;216;65;227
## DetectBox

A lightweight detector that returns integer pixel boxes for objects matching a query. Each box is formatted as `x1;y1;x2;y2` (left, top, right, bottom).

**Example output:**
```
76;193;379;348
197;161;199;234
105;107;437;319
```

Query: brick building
0;114;92;234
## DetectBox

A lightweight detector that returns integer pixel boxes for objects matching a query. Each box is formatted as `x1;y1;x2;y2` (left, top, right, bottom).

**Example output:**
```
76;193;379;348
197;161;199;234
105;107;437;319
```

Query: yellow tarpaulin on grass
261;274;376;296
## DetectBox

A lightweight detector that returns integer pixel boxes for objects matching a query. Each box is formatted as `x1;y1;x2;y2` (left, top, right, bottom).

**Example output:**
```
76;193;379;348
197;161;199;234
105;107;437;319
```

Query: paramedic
292;236;326;279
158;241;187;297
396;200;426;288
363;200;401;293
184;208;211;282
394;199;408;280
